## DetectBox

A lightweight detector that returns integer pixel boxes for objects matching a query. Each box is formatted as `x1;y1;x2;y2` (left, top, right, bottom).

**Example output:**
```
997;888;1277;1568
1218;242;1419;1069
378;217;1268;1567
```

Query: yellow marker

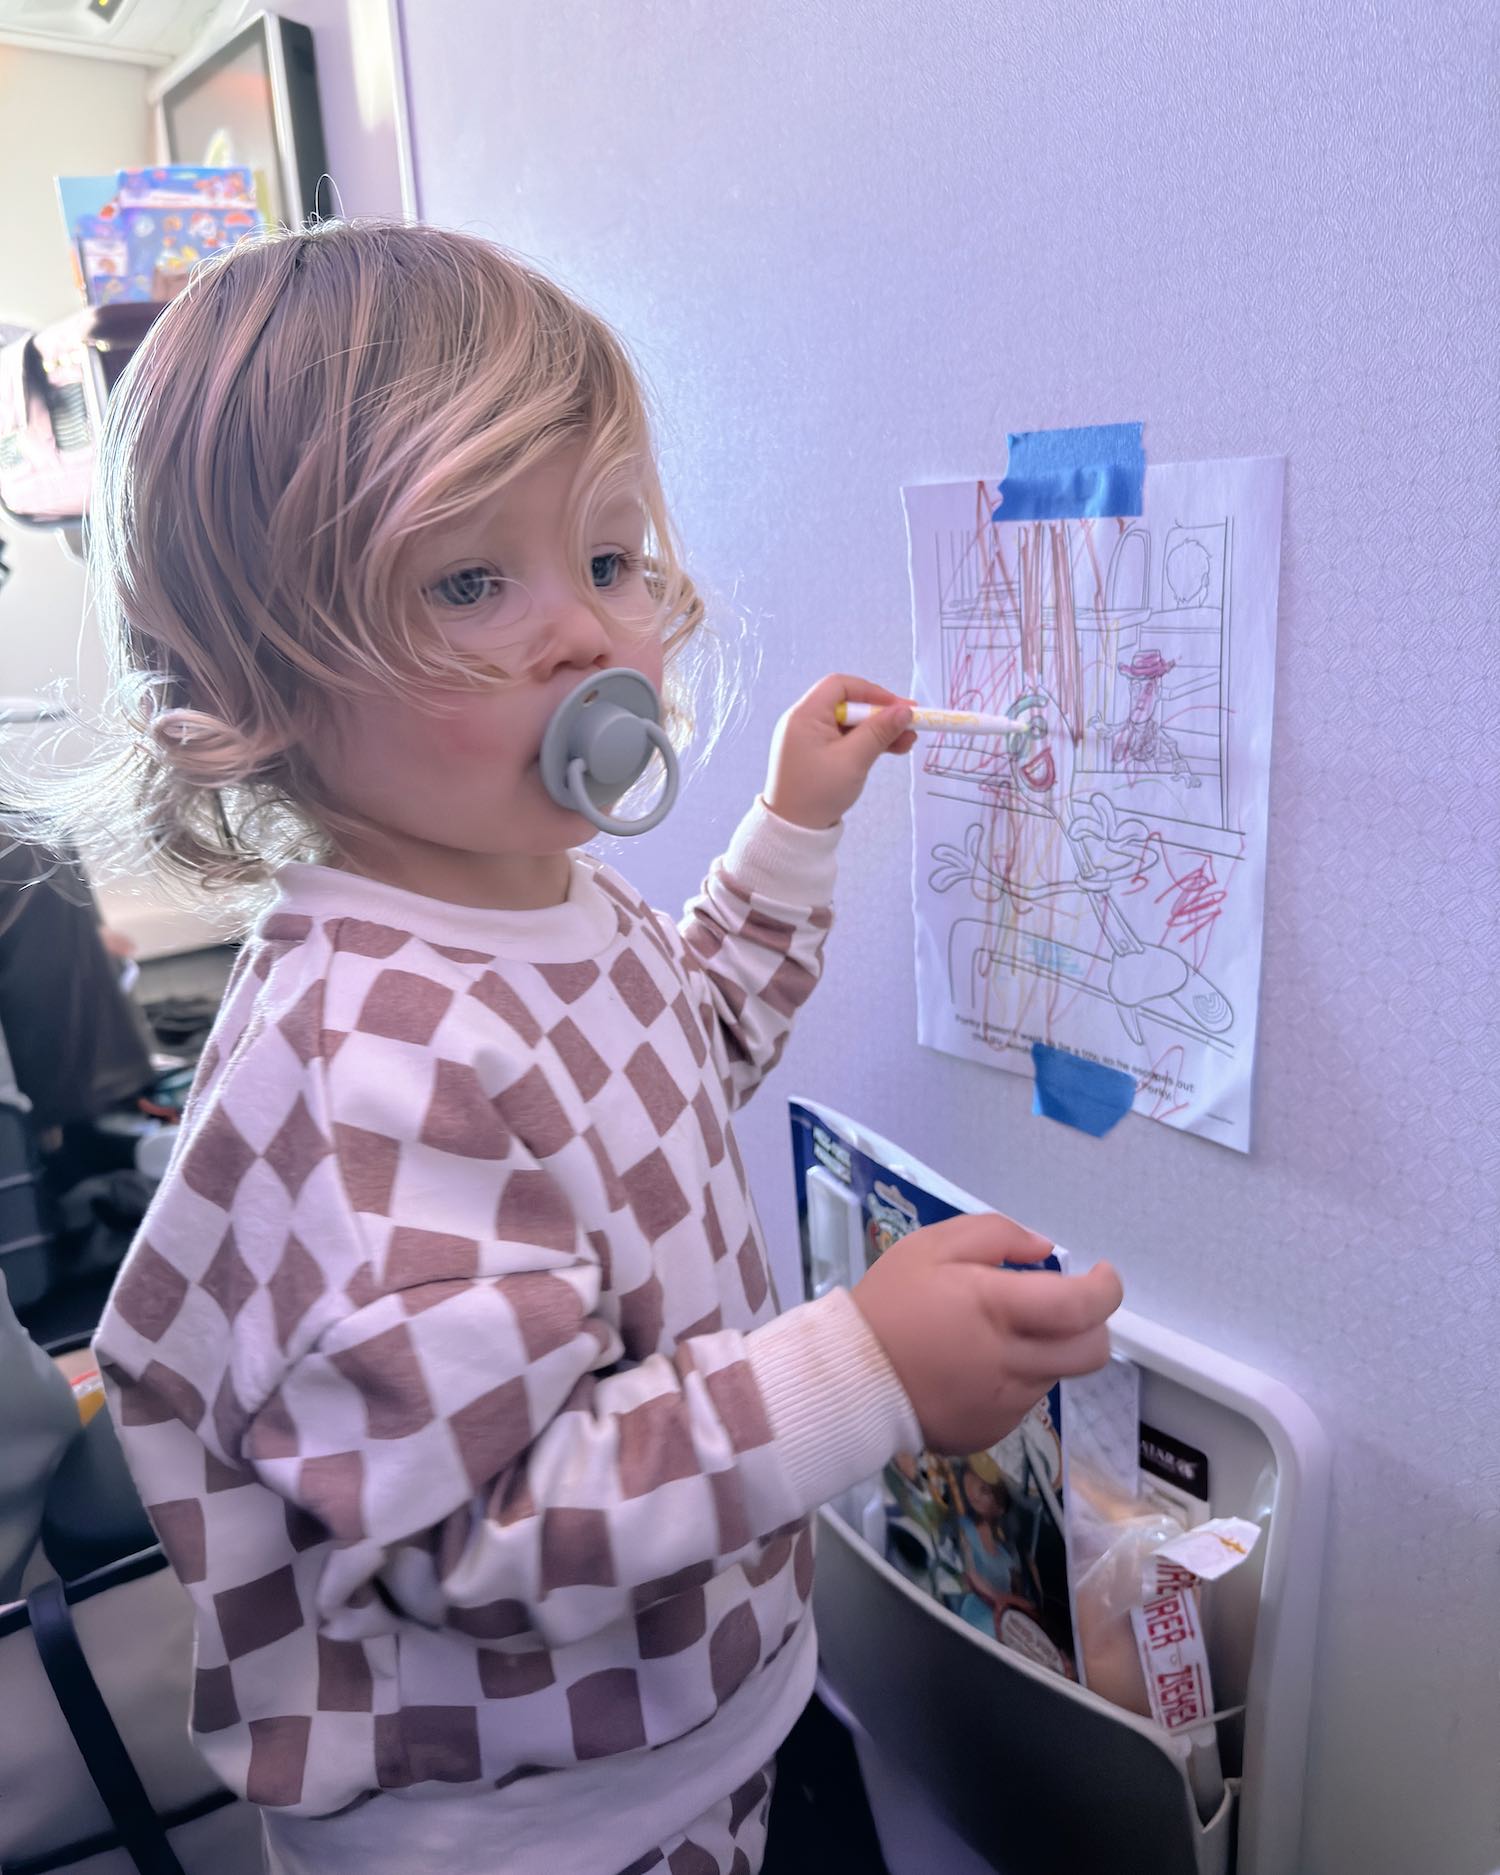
836;699;1040;736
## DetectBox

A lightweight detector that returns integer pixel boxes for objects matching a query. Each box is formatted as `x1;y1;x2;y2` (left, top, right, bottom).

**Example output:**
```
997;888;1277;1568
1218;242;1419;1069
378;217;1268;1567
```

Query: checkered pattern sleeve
233;1101;827;1652
677;800;841;1108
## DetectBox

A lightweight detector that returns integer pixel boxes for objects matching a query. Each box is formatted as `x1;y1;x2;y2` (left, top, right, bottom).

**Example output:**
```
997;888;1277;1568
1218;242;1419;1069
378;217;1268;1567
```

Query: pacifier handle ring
565;721;679;836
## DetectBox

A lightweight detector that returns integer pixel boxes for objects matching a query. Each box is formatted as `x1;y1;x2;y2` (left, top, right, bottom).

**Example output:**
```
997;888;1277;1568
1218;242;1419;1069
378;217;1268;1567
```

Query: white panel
400;5;1499;1869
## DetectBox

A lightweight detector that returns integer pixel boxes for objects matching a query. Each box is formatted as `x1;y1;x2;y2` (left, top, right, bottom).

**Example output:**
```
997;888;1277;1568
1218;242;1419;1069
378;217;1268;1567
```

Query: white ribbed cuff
747;1287;921;1515
720;798;842;910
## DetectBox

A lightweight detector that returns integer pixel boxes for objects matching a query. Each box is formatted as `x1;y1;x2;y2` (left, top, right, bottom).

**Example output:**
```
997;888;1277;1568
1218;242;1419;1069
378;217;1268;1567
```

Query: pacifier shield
538;667;679;837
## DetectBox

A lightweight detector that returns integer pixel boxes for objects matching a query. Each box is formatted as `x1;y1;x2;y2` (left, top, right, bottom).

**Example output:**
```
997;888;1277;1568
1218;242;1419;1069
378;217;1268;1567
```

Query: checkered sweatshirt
94;800;917;1873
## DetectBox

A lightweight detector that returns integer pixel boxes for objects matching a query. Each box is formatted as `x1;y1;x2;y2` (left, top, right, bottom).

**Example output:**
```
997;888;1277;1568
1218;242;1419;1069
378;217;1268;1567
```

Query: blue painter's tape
1031;1042;1137;1138
993;422;1145;521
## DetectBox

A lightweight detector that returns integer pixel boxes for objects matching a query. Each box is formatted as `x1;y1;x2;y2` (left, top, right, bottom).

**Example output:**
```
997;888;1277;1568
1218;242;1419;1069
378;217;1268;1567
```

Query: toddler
88;222;1122;1875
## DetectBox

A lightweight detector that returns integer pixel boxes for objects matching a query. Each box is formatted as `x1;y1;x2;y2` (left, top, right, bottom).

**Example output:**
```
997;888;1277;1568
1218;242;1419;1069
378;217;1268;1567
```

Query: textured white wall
399;4;1498;1869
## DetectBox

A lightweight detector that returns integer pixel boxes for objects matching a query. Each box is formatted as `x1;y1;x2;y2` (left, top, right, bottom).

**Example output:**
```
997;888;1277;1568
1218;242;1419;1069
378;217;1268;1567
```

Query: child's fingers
873;725;919;756
916;1211;1055;1267
792;673;904;723
829;673;909;711
984;1262;1123;1338
844;702;913;763
1073;1259;1125;1322
1014;1322;1115;1381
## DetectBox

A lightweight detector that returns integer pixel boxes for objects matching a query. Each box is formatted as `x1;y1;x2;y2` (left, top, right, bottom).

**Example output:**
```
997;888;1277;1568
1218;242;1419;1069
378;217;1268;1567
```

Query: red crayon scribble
1020;746;1057;791
1125;830;1164;897
1155;849;1227;969
1146;1044;1189;1122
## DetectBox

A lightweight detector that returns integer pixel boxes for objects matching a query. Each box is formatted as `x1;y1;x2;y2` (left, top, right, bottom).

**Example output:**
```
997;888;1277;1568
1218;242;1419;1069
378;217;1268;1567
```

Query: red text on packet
1144;1596;1192;1648
1156;1665;1206;1728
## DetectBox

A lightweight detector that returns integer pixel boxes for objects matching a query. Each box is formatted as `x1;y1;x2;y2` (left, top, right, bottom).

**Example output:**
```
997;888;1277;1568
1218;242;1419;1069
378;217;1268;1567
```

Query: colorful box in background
57;166;263;307
115;165;256;209
54;175;119;302
73;212;131;306
120;202;261;301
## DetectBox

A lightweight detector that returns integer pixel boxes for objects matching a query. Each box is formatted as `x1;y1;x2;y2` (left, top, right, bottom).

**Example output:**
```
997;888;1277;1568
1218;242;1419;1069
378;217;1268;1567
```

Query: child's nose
530;590;615;681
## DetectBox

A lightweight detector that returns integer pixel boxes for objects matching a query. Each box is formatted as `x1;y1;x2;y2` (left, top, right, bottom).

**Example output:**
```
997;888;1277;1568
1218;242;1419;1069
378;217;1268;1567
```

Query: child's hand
764;675;917;829
853;1213;1123;1456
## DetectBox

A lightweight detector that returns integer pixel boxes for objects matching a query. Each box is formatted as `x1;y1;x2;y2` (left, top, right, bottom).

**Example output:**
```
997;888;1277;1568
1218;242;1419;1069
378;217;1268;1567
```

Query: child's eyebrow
411;522;500;566
592;487;646;516
589;497;648;533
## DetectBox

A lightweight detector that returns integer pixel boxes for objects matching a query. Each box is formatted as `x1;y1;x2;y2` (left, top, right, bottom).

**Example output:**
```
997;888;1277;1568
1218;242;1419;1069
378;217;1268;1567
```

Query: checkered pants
613;1764;774;1875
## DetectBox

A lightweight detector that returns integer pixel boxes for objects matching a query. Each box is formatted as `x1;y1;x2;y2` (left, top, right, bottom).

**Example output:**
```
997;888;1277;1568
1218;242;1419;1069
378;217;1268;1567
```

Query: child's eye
428;565;506;609
590;551;637;591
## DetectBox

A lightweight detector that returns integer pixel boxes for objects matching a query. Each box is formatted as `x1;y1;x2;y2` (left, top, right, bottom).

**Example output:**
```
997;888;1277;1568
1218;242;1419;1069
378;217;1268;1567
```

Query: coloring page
903;458;1284;1151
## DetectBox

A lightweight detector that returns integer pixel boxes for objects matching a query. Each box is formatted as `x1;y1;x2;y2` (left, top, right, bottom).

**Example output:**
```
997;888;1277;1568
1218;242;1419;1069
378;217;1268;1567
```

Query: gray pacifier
538;667;679;836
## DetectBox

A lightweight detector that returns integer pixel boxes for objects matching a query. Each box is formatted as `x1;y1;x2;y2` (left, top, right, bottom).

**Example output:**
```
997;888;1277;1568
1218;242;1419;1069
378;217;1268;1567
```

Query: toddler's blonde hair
46;219;703;899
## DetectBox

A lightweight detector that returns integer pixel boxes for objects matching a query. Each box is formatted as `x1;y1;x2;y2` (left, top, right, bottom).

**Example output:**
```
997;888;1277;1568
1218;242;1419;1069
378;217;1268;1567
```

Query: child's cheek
415;695;534;773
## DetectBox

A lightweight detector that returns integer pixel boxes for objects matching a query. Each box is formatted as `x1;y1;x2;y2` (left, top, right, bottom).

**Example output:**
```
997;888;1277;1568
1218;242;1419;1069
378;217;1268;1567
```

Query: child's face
963;1472;1005;1520
322;440;661;890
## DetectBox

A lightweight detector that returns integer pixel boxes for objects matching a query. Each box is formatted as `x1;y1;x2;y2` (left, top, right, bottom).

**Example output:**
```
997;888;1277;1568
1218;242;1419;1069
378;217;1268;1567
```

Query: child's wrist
761;787;839;832
748;1288;920;1508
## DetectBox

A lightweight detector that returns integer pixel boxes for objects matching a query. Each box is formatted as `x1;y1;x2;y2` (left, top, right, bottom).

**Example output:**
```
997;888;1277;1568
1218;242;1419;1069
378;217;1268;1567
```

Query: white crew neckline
265;852;621;964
